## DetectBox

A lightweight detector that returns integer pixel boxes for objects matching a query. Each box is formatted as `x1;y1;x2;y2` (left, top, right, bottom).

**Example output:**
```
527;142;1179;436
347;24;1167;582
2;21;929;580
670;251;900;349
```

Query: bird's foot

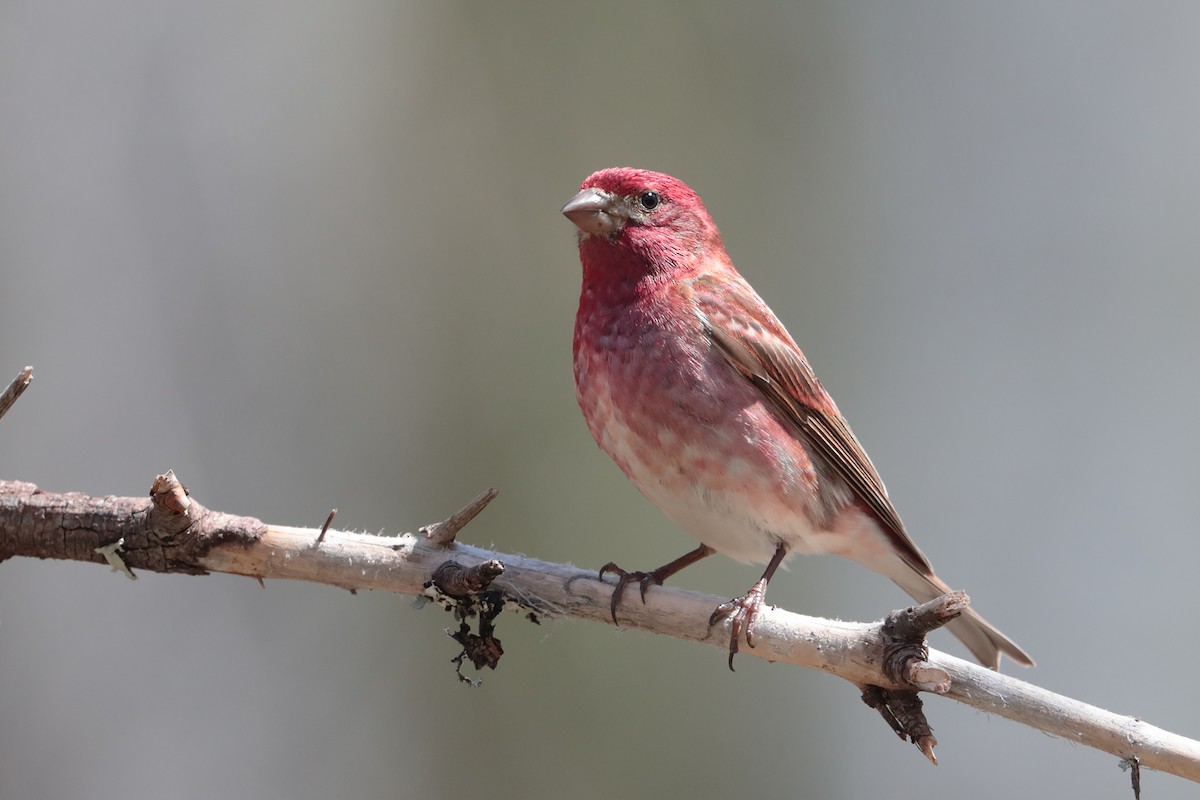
597;562;668;626
709;577;769;671
597;545;716;627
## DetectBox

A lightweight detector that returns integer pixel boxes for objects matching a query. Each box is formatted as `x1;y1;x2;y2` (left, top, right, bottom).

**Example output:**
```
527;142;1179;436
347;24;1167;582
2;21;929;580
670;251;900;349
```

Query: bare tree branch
1;474;1198;785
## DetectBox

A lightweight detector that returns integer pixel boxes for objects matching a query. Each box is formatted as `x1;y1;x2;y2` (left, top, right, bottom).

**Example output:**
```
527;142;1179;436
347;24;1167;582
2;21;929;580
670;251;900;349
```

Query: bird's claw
709;578;769;671
598;562;663;626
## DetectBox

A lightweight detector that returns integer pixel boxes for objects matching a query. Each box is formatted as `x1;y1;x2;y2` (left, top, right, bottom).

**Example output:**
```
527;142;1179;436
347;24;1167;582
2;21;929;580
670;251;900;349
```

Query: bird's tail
886;567;1034;670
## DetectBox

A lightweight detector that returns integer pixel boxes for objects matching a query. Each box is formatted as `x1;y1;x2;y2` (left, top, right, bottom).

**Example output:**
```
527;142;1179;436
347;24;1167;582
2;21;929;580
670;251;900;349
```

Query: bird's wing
690;273;932;575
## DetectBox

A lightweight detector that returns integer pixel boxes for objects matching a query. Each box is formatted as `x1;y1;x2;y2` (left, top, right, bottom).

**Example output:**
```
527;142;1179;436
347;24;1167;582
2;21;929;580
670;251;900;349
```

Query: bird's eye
638;191;661;211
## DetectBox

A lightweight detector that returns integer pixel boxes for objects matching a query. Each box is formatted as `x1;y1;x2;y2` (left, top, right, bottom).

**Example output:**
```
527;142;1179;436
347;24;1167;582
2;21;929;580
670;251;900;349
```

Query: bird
562;167;1033;670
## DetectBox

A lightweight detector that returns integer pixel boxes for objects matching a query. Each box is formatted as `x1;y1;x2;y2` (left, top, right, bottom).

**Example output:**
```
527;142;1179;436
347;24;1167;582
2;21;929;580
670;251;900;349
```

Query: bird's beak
562;187;622;236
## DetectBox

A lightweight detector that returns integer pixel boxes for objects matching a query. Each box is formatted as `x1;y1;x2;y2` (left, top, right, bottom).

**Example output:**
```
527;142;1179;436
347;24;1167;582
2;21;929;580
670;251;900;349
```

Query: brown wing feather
690;274;933;575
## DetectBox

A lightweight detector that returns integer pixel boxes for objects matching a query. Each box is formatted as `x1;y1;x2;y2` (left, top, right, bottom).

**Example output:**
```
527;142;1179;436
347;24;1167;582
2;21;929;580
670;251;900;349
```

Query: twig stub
423;487;499;548
315;508;338;546
886;591;969;641
0;366;33;423
1121;757;1142;800
861;685;938;765
150;470;191;517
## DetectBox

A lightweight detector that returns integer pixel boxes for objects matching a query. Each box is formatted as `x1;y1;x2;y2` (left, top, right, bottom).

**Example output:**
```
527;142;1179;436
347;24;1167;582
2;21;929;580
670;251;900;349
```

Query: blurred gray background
2;2;1198;798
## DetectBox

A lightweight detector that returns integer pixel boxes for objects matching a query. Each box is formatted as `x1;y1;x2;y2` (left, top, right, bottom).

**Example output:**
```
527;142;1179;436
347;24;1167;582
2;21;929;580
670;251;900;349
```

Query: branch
0;366;33;423
1;475;1198;786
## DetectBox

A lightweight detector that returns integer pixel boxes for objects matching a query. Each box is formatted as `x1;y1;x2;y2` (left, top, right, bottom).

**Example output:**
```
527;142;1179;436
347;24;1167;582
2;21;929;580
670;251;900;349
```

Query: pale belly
575;346;891;568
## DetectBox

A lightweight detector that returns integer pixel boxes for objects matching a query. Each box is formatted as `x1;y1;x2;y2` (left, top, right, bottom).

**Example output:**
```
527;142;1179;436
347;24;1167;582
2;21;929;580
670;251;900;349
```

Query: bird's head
562;168;725;277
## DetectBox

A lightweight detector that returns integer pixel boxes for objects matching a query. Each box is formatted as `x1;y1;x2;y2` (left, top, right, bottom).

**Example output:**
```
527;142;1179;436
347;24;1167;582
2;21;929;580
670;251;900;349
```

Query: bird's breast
573;293;721;470
573;290;844;563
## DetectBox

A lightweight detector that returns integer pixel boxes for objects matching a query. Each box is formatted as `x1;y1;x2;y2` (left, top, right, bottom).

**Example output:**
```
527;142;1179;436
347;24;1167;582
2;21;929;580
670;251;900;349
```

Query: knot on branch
880;591;965;693
430;559;505;597
149;470;194;530
144;470;267;573
859;592;969;764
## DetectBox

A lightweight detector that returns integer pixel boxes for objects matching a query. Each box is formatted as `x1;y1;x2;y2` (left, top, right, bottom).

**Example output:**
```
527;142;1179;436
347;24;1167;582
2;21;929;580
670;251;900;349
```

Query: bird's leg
599;544;715;625
709;543;788;670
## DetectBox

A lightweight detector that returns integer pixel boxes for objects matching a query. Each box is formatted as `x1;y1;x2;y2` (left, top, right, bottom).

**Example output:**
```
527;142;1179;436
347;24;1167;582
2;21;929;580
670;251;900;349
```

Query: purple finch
563;167;1032;670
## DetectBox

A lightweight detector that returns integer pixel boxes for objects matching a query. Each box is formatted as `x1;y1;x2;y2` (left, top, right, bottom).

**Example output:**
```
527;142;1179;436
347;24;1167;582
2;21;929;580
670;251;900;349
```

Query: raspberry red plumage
564;167;1032;669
